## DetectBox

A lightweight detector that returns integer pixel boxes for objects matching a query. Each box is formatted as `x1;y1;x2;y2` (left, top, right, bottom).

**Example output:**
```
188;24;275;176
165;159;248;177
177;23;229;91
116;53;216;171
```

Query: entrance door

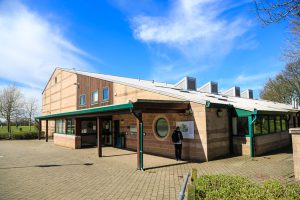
102;119;112;146
114;120;121;147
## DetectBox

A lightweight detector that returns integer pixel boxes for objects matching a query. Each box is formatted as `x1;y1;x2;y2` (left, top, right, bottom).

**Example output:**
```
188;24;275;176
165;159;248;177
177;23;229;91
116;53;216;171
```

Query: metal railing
178;172;191;200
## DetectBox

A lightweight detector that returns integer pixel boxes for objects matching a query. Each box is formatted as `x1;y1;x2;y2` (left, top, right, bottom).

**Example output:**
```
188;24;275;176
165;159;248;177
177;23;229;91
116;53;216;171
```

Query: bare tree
24;98;38;131
254;0;300;25
283;16;300;61
0;85;23;138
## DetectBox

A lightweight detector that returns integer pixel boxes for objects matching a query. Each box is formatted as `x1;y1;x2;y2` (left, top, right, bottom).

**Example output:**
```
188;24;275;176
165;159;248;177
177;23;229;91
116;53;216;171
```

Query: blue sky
0;0;289;102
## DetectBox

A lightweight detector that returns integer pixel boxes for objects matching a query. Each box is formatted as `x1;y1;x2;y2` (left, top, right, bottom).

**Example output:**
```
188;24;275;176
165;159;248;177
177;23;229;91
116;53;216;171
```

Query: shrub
191;175;300;200
12;132;38;140
0;132;39;140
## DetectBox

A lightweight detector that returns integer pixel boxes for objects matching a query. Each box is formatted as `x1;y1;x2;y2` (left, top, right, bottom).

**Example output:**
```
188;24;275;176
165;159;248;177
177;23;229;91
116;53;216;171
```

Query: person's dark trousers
175;144;182;160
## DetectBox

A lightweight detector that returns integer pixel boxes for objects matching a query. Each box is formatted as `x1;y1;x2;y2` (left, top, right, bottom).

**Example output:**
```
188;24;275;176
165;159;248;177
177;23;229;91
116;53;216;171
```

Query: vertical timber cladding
112;83;208;162
41;68;78;135
205;107;230;160
113;113;207;161
77;74;113;109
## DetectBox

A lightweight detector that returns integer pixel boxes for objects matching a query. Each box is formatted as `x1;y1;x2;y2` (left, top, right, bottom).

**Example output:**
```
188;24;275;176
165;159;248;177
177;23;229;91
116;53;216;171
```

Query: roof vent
198;81;218;94
222;86;240;97
175;76;196;91
292;97;299;109
241;89;253;99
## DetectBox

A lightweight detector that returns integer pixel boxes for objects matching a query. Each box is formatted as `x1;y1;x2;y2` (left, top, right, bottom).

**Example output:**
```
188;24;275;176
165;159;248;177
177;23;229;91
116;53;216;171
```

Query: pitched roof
60;68;299;113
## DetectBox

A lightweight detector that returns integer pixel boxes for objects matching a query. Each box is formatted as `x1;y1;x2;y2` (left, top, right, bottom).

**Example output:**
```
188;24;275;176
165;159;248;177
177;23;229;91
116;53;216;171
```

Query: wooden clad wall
41;68;77;135
77;74;113;109
206;108;230;160
113;111;207;162
113;82;180;105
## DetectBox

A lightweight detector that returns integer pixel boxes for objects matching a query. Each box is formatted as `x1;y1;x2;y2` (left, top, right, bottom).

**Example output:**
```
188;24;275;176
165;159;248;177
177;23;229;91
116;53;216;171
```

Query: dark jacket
172;130;183;143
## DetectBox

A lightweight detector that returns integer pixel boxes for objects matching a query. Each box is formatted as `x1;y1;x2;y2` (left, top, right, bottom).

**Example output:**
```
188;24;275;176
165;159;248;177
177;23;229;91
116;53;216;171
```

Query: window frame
102;87;109;102
66;118;75;135
253;114;289;136
91;90;99;105
79;94;86;106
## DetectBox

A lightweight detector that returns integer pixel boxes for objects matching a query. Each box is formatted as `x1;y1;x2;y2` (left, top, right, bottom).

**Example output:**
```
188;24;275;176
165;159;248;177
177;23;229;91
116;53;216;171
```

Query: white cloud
131;0;253;58
0;0;91;92
235;73;275;84
217;72;277;97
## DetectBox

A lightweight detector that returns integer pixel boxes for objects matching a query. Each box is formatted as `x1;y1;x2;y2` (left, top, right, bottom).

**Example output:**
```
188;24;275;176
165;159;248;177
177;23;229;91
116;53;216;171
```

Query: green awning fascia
234;108;254;117
35;103;134;120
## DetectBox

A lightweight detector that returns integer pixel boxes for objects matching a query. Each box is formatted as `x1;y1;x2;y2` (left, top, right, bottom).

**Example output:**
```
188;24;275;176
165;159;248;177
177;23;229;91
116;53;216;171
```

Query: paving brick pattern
0;140;295;200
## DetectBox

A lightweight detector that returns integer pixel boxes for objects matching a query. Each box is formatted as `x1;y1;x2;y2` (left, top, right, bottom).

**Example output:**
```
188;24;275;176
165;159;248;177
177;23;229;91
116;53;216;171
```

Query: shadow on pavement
0;163;93;169
144;161;190;171
102;152;136;157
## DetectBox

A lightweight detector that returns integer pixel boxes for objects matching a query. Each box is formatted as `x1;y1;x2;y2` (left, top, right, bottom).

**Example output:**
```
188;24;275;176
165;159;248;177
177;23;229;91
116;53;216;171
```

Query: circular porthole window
155;118;169;138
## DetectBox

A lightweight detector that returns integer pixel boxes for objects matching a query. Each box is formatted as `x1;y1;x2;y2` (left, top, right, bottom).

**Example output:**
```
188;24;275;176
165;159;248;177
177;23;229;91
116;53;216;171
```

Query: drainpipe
130;107;144;171
248;110;257;159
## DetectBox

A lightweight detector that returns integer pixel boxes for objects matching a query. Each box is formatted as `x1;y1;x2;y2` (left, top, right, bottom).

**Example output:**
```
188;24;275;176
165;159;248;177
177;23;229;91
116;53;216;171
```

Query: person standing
172;126;183;161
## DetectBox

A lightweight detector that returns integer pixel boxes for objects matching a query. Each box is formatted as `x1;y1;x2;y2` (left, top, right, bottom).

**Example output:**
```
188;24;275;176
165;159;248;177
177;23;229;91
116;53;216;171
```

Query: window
236;117;248;135
254;116;262;135
282;116;287;131
91;90;98;104
269;116;275;133
54;77;57;84
79;94;86;106
261;116;269;134
275;116;281;132
298;116;300;128
102;87;109;101
66;119;75;135
55;119;65;134
155;118;169;138
253;115;288;136
81;120;97;135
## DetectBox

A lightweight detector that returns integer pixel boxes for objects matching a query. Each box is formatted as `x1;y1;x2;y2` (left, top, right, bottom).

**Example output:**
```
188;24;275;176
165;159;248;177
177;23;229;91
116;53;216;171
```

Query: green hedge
0;132;39;140
191;175;300;200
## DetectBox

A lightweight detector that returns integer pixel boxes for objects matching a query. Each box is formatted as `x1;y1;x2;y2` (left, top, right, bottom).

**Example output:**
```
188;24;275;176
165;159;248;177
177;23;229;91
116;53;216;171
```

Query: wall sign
176;121;194;139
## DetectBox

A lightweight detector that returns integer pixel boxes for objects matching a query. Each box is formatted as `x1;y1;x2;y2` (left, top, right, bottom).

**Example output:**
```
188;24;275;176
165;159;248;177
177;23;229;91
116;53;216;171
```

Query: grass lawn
0;126;38;134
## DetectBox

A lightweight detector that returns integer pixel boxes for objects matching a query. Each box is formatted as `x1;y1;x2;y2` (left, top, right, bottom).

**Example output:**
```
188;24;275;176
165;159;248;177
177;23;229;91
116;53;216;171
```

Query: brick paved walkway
0;140;295;200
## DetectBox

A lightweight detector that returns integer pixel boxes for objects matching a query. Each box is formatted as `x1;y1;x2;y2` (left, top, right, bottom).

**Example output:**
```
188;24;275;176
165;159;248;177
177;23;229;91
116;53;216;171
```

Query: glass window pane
81;120;97;135
254;116;261;135
55;119;65;134
155;118;169;138
66;119;74;135
102;87;109;101
282;116;287;131
269;116;275;133
261;116;269;134
276;116;281;132
91;91;98;104
80;95;86;105
237;117;248;135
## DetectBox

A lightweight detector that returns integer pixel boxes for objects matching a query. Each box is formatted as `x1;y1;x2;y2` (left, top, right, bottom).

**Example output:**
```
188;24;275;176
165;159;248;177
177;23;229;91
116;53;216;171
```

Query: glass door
102;120;112;146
